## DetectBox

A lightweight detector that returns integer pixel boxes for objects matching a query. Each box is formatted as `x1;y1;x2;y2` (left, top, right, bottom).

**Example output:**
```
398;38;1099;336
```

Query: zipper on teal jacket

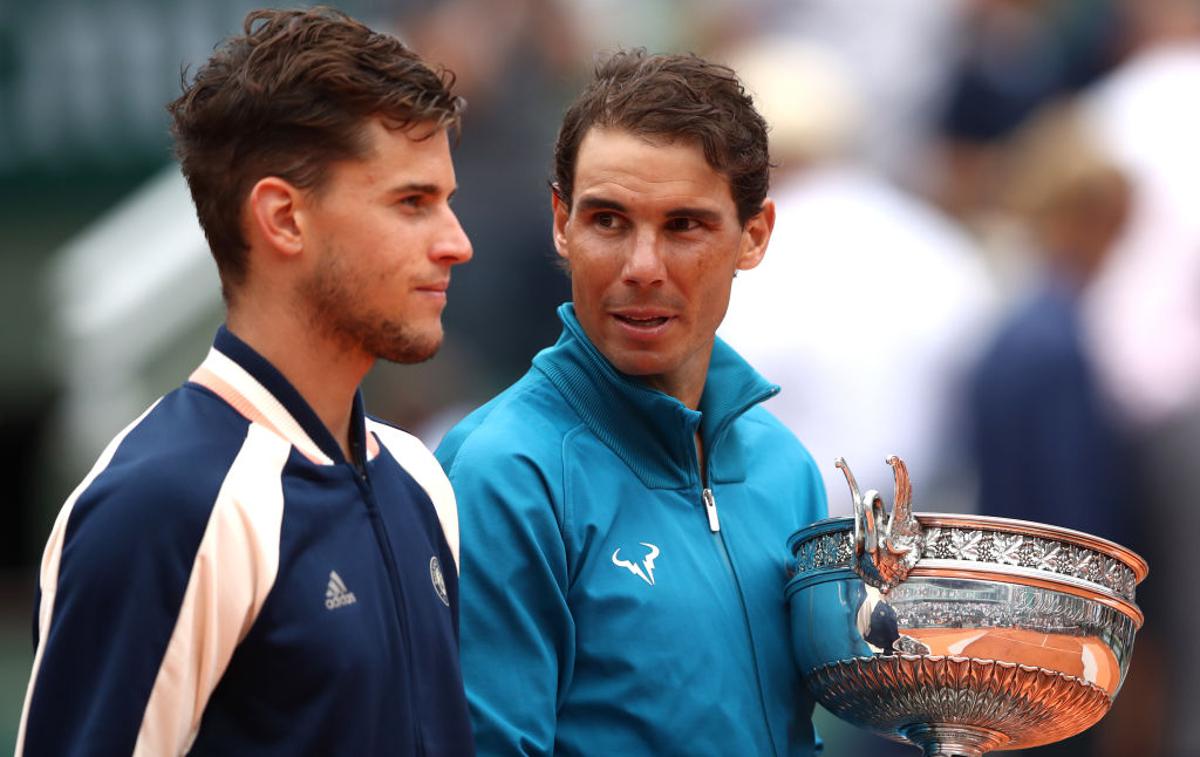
694;390;783;756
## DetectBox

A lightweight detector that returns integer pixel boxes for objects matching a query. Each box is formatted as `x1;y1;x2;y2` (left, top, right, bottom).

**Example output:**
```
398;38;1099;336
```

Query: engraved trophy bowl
786;456;1148;757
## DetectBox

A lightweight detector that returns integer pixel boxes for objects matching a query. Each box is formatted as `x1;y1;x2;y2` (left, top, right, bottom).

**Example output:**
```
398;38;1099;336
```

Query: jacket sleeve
441;442;573;757
18;423;288;757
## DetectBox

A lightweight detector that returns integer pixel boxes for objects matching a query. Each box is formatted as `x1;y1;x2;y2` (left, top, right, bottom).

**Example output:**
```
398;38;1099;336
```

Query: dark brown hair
168;7;464;298
553;50;770;226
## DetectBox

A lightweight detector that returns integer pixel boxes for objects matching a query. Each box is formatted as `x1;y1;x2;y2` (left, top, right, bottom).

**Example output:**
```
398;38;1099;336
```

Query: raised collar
187;326;376;467
532;304;779;490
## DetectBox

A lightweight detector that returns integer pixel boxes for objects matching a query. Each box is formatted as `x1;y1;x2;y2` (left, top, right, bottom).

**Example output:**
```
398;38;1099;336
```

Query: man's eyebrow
665;206;723;223
575;196;628;214
388;182;442;196
574;196;722;223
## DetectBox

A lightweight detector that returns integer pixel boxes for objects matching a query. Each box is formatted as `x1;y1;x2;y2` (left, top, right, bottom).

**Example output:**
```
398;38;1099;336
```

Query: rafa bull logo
612;542;660;586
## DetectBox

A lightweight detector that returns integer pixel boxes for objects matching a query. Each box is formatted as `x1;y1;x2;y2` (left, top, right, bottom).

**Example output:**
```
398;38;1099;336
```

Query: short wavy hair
168;7;464;299
553;50;771;226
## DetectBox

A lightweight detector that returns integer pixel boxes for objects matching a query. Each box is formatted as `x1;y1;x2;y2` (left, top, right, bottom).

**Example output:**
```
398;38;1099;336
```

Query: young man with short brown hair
19;8;474;755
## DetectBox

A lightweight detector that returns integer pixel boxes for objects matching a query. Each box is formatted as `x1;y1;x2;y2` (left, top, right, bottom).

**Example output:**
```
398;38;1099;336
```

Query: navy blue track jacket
18;327;474;756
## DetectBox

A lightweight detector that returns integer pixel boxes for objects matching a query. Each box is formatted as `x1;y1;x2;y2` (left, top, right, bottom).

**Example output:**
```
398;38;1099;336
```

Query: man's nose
432;207;473;265
621;229;665;286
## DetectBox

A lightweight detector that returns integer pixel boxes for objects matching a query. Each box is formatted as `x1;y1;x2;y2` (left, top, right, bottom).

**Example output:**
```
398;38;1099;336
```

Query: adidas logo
325;570;357;610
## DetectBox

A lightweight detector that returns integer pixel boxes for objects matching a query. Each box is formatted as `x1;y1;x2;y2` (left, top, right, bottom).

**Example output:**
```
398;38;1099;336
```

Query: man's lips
416;280;450;294
610;308;675;331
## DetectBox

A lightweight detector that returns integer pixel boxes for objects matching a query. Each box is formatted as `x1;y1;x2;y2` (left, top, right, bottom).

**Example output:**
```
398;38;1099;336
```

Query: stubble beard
298;250;442;365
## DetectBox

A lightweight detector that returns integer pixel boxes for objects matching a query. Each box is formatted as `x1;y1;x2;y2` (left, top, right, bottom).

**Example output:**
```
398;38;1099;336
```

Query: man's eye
666;218;700;232
398;195;425;209
594;212;620;229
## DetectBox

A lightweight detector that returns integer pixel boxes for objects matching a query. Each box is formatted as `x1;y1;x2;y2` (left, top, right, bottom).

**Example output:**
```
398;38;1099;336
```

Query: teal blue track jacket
437;304;827;756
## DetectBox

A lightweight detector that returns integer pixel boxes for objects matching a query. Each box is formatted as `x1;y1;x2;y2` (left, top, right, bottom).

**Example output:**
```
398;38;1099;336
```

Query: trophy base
900;723;1006;757
807;654;1113;754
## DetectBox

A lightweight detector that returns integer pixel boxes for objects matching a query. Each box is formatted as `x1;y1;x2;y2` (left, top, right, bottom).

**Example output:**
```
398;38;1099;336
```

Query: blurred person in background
967;103;1133;545
437;51;827;755
963;105;1143;757
17;9;475;755
719;38;997;515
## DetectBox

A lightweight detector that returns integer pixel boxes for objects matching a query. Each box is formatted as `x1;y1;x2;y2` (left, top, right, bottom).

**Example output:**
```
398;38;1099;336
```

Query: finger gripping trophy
786;456;1148;757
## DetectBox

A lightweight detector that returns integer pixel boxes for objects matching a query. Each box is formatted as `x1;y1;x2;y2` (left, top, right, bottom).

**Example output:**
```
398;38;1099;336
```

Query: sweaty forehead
571;128;734;213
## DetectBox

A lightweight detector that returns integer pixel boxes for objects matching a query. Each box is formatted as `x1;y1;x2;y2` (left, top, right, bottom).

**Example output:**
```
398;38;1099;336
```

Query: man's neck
226;308;372;463
637;354;711;412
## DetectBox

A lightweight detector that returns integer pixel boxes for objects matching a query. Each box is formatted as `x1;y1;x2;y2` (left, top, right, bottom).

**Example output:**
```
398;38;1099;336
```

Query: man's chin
363;320;444;365
605;349;671;379
379;335;442;365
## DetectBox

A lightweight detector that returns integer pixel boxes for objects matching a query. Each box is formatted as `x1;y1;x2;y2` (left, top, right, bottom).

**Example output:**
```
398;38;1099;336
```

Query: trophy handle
835;457;868;557
886;455;913;533
837;456;926;592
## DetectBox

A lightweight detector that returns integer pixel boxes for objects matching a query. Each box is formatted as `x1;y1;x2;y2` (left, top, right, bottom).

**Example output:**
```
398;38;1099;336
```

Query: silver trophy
786;456;1147;757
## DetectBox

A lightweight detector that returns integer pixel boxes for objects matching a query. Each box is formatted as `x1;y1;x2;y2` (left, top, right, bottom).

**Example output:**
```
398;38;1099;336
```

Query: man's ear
551;187;570;261
247;177;305;258
736;198;776;272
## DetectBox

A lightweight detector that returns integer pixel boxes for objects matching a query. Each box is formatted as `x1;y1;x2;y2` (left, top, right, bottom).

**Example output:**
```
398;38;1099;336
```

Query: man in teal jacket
437;50;827;756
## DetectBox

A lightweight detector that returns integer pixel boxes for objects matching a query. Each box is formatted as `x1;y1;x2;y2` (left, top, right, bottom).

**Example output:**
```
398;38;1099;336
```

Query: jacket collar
188;325;375;467
533;304;779;490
